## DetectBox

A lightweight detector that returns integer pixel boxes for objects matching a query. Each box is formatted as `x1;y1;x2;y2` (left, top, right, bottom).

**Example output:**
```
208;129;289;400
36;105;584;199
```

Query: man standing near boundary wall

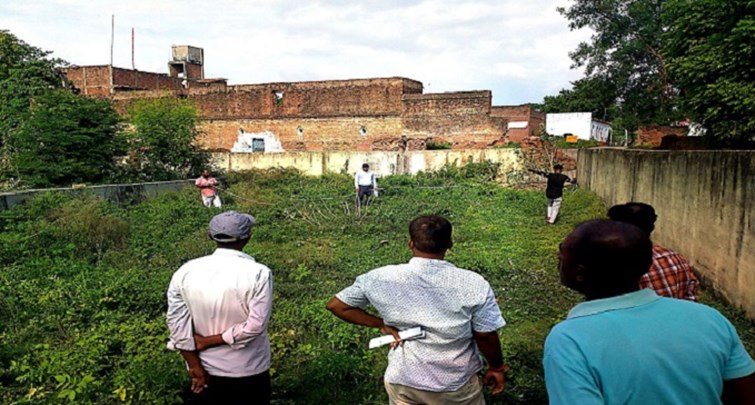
196;170;222;208
528;164;573;224
544;220;755;404
355;163;377;208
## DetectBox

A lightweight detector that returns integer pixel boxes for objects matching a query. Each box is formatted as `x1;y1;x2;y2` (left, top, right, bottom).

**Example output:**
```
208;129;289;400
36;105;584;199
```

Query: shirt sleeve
543;327;605;405
166;272;196;351
722;317;755;380
195;178;202;187
682;260;699;301
221;268;274;350
335;274;370;309
471;286;506;332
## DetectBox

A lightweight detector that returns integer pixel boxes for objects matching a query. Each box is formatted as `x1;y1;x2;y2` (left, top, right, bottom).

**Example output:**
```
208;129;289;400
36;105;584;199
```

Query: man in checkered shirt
327;215;506;404
608;202;699;301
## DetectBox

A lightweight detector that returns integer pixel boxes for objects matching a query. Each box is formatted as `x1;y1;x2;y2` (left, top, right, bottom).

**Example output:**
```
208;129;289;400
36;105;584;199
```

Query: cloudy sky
1;0;590;105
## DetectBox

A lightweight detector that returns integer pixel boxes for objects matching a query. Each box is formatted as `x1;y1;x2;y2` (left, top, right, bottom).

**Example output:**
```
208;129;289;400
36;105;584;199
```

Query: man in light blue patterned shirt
327;215;507;404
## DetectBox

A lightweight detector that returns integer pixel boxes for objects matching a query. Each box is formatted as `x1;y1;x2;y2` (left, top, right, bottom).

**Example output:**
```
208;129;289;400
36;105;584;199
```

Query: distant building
546;112;612;142
490;104;545;143
64;45;522;152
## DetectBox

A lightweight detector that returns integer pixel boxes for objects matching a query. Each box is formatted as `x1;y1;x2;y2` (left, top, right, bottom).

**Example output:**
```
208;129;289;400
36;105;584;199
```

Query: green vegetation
425;140;452;150
663;0;755;142
1;165;752;404
6;89;124;187
0;31;208;190
124;98;209;182
549;137;599;149
546;0;755;141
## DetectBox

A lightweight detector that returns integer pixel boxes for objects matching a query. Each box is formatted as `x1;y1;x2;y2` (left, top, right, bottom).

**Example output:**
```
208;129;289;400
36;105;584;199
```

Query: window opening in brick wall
297;126;304;141
273;90;284;106
359;125;367;137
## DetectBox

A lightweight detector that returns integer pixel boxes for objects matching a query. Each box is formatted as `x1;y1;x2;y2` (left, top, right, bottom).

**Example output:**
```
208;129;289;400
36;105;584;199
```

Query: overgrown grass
0;165;752;404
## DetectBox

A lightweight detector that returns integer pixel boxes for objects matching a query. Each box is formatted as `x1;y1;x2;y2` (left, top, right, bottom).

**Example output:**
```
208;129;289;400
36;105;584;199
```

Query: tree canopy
125;97;209;181
546;0;755;142
6;89;123;187
663;0;755;141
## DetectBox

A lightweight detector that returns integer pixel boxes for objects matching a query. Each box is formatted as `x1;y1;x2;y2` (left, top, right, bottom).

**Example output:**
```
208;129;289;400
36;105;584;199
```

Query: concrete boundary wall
578;148;755;317
210;149;521;177
0;180;193;210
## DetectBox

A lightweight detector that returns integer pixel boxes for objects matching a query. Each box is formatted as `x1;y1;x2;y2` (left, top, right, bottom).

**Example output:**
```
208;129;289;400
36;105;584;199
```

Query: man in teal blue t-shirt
544;220;755;404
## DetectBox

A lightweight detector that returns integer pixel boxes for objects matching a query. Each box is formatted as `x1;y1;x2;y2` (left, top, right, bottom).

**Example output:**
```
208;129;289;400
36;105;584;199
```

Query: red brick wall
199;116;404;151
112;68;183;91
184;77;421;120
64;66;112;95
401;91;506;147
490;104;544;142
636;125;686;146
65;66;185;95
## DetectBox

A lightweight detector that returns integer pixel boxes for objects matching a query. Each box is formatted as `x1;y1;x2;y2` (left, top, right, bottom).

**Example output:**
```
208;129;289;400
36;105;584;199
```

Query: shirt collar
567;289;660;319
408;257;451;267
213;248;255;261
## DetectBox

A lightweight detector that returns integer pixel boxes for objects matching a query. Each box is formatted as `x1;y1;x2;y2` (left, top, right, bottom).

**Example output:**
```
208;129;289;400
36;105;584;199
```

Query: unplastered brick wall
491;104;544;142
64;66;112;96
636;125;686;146
112;67;183;91
186;77;422;120
199;116;404;152
401;91;507;147
65;66;185;96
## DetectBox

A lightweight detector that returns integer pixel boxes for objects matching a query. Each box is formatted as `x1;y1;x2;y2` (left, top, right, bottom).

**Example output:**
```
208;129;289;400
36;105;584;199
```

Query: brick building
490;104;545;143
65;45;524;152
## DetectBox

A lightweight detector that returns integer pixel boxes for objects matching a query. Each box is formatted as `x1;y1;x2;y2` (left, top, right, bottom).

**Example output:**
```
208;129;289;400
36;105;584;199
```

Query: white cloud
0;0;591;104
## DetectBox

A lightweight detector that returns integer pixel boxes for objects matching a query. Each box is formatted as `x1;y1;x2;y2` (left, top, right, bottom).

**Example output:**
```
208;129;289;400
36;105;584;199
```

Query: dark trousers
357;185;374;206
185;370;271;405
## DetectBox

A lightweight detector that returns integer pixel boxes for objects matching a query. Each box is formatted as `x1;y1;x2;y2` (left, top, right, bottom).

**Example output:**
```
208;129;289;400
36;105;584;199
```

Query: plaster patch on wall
231;129;284;153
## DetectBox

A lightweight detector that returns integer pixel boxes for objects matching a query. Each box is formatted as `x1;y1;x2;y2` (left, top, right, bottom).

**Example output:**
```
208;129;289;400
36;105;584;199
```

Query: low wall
0;180;192;210
211;149;521;177
578;148;755;317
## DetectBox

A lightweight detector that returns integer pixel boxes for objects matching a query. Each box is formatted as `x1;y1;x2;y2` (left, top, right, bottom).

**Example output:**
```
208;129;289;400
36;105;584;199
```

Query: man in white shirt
327;215;507;404
355;163;377;207
167;211;273;404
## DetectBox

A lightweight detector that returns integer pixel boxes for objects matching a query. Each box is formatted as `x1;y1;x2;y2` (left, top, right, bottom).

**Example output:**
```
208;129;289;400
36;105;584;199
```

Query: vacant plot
1;166;752;404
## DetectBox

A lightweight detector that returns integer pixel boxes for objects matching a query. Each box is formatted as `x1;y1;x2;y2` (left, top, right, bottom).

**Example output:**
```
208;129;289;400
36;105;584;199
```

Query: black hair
570;220;653;288
409;215;452;254
362;163;369;168
553;164;564;171
607;202;657;234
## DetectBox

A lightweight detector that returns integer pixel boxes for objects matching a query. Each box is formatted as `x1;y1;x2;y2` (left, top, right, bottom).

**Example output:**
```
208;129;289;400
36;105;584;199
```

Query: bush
426;140;452;150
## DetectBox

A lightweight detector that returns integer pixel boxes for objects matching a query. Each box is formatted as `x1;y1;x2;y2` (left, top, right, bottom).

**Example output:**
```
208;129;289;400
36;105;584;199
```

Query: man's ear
447;239;453;250
408;239;415;250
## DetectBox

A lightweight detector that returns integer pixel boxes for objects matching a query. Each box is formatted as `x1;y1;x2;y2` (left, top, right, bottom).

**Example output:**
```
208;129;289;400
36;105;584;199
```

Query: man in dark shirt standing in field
528;164;573;224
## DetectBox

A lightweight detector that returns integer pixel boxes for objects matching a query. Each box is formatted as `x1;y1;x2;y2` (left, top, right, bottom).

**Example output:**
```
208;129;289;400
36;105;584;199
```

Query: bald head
559;220;653;298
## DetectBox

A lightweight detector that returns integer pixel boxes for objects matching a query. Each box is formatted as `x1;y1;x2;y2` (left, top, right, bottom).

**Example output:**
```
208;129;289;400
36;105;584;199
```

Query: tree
6;90;124;187
663;0;755;142
556;0;681;131
126;97;209;181
0;30;71;180
540;77;618;121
